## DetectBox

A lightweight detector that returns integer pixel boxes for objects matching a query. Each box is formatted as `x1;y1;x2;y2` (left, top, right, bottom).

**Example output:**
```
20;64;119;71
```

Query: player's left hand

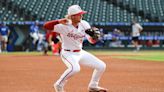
85;27;100;40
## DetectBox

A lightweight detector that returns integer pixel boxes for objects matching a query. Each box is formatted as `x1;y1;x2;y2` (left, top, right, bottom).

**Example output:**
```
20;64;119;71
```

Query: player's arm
49;33;61;46
8;29;10;36
0;33;2;41
139;28;143;32
138;24;143;32
5;27;10;41
43;18;68;30
87;36;97;44
30;25;35;33
48;34;54;45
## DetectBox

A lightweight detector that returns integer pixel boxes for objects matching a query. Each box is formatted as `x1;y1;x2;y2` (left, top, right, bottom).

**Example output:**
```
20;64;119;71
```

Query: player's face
71;14;83;23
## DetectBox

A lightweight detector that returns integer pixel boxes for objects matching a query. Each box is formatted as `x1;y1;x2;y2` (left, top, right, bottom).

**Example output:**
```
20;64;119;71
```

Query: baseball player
0;22;10;52
131;20;143;51
44;5;107;92
29;21;40;45
45;30;61;55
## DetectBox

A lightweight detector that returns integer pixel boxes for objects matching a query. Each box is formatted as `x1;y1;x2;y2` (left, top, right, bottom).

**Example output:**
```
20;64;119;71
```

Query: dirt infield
0;54;164;92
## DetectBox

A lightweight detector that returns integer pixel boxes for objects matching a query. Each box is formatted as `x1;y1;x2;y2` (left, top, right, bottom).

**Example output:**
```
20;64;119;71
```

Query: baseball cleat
88;86;108;92
54;84;65;92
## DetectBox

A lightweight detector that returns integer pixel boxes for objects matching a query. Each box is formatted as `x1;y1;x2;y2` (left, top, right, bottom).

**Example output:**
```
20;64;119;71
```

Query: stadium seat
0;0;164;22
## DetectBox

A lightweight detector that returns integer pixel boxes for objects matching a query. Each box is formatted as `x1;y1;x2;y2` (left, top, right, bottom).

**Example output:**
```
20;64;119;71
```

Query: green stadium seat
1;0;164;22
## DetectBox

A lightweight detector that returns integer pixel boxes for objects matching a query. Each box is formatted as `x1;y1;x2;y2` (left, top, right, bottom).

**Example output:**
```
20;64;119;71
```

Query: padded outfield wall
3;21;164;51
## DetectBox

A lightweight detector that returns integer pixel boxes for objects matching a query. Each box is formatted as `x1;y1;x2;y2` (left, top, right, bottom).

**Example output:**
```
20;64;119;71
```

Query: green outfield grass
0;50;164;62
88;50;164;62
0;51;44;55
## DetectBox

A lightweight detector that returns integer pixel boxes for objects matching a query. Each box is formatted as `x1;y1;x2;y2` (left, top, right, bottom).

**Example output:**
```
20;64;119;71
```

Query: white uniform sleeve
81;20;92;37
81;20;91;30
137;24;143;31
53;24;65;34
81;20;97;44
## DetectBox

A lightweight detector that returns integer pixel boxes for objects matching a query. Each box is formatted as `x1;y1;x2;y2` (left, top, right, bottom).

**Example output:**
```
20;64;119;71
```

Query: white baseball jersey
54;20;106;89
53;20;91;50
132;23;143;37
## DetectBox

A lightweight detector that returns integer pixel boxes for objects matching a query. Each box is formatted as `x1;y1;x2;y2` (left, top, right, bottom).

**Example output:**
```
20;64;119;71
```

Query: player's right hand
58;18;68;25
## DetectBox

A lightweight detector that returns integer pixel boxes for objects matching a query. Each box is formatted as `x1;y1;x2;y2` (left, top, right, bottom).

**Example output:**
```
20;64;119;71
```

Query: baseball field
0;50;164;92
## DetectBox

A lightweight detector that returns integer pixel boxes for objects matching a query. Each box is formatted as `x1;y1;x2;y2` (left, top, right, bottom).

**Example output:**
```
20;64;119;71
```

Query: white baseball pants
30;32;39;44
55;49;106;88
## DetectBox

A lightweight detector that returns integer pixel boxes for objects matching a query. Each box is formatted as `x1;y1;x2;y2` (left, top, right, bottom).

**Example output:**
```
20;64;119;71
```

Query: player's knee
72;67;80;74
98;62;106;72
102;62;106;71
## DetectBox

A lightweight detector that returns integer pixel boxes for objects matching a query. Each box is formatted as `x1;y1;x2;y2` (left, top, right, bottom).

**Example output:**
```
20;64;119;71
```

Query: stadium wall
4;22;164;51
